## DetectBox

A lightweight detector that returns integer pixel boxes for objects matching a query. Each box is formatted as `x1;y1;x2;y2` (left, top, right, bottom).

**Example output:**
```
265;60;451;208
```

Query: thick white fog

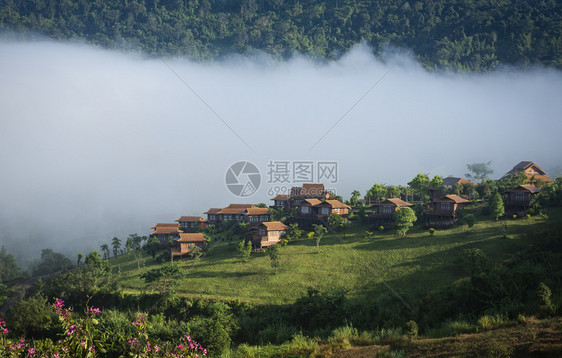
1;38;561;260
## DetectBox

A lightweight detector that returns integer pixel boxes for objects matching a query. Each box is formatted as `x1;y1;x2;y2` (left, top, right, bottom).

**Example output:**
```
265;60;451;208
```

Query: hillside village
150;161;556;259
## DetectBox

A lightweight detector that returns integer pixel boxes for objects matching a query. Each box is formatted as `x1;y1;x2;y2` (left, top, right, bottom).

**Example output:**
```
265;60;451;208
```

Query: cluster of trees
1;0;561;70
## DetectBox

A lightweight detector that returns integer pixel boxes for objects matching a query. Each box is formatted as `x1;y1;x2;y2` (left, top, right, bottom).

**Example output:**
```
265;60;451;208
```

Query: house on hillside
503;184;541;217
370;198;413;227
170;233;207;259
150;223;182;247
217;204;256;224
270;194;290;209
426;194;470;227
293;198;350;227
175;216;207;232
246;221;287;250
204;208;222;226
204;204;256;227
503;161;554;185
242;207;271;226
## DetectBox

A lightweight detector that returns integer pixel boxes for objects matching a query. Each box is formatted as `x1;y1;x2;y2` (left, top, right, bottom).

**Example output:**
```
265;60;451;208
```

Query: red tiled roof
301;183;326;196
204;208;222;214
177;233;207;242
261;221;288;231
151;223;180;230
303;198;322;206
151;226;182;235
175;216;206;223
245;207;270;215
217;204;256;215
271;195;290;201
505;184;542;194
324;200;351;209
524;173;554;183
434;195;470;204
375;198;413;207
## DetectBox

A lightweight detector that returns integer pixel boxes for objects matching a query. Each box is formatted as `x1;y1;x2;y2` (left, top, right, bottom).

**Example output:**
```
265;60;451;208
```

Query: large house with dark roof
503;184;541;216
503;161;554;185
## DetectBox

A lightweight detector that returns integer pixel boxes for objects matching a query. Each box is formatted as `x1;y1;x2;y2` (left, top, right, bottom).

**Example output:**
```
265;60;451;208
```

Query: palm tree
112;237;121;258
100;244;110;260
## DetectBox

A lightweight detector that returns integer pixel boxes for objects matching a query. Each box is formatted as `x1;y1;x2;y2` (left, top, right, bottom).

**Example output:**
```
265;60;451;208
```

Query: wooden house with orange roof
426;194;470;227
370;198;413;226
204;208;222;226
246;221;287;250
503;184;541;216
293;198;350;227
170;233;207;259
175;216;207;232
242;207;271;226
503;161;554;185
150;223;182;247
217;204;256;224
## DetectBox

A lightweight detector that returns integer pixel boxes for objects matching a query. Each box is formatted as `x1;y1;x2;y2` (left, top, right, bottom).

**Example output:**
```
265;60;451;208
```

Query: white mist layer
1;38;561;260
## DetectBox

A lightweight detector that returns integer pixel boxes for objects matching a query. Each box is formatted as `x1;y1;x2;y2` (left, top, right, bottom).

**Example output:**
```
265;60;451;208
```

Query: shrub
405;320;418;339
379;226;384;232
537;282;557;317
428;228;436;236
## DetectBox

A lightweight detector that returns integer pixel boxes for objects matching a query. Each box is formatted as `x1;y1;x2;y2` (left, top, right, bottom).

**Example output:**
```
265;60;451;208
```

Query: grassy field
108;205;554;305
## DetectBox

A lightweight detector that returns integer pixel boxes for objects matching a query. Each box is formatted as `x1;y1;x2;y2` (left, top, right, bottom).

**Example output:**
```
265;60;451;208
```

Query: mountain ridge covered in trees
1;0;561;71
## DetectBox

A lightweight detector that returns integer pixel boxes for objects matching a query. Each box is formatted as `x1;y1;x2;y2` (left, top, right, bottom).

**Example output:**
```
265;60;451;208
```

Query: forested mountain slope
1;0;561;70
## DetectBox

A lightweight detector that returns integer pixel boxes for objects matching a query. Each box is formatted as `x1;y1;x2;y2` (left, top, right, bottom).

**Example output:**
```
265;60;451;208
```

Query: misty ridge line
0;37;562;263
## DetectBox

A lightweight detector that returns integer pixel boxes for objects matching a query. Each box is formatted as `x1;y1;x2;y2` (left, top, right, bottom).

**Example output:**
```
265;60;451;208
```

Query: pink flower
88;307;101;315
89;346;95;352
27;347;36;356
80;341;86;347
2;328;8;335
53;354;60;358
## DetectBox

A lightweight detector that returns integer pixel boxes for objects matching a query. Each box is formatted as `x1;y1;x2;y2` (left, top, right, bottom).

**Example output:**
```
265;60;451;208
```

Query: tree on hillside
489;192;505;221
237;240;252;262
32;249;73;276
393;207;417;237
350;190;361;206
0;246;22;283
466;162;494;183
145;236;161;260
328;213;350;238
463;214;476;232
100;244;110;260
430;175;444;189
76;253;83;267
141;263;182;301
366;183;386;203
111;237;121;258
408;173;430;202
287;223;304;241
267;244;280;275
312;224;328;252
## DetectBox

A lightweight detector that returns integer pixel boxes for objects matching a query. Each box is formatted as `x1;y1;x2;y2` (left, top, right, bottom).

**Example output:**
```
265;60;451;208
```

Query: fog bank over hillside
1;38;561;261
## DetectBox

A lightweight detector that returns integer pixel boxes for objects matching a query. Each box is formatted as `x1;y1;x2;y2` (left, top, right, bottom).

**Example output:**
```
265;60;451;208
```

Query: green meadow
109;204;552;305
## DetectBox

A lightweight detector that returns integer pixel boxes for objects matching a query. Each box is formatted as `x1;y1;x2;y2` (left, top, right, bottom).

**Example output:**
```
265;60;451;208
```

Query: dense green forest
1;0;561;70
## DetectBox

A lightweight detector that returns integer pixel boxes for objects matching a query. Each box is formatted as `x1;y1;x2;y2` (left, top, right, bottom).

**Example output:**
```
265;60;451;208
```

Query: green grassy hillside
110;204;551;305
